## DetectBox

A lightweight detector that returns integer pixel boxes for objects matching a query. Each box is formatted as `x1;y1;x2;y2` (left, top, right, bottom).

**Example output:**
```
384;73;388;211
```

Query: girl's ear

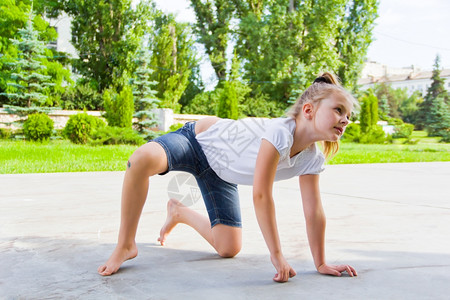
302;103;314;120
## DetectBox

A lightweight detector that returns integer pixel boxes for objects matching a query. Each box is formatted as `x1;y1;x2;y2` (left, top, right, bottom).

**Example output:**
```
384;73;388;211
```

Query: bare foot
97;243;138;276
158;199;184;246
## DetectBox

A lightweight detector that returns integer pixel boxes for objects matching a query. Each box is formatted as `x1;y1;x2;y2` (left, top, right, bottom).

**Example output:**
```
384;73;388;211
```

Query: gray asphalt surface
1;162;449;299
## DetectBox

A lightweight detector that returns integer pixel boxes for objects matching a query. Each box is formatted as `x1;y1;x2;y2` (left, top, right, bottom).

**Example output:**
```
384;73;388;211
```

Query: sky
153;0;450;79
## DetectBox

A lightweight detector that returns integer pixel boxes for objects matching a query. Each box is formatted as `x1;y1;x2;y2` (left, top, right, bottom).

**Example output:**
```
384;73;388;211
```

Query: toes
98;265;110;276
98;265;106;273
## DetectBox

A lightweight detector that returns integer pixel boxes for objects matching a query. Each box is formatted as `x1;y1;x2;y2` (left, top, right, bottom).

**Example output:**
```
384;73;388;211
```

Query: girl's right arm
253;139;297;282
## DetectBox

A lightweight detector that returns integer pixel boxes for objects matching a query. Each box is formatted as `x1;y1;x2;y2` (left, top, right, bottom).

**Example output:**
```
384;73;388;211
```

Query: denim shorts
151;122;242;228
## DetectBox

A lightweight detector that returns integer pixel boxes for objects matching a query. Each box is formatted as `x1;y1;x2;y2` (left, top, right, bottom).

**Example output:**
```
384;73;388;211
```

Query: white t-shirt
196;117;325;185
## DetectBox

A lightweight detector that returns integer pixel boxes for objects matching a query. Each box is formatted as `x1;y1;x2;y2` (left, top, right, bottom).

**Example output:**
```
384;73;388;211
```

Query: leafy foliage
60;82;104;110
192;0;379;107
60;0;153;92
0;10;54;109
342;122;361;142
63;112;106;144
150;12;197;112
182;90;220;115
23;112;54;141
336;0;378;92
217;81;239;119
103;86;134;129
89;126;145;146
359;91;378;133
130;47;160;138
419;55;450;136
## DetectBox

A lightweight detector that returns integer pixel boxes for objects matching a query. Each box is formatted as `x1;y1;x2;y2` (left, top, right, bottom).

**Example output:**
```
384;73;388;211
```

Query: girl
98;72;358;282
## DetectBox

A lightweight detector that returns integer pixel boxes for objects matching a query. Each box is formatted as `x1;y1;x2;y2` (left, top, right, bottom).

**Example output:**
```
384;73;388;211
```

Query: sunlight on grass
1;133;449;174
0;140;136;174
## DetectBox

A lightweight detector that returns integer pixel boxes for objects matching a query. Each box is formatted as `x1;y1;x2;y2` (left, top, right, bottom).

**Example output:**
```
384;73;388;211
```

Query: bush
342;123;361;142
103;86;134;128
359;125;388;144
440;131;450;143
387;117;404;126
60;82;104;110
0;128;13;139
392;123;414;138
182;90;219;115
217;81;239;120
89;126;145;146
23;113;54;142
63;113;106;144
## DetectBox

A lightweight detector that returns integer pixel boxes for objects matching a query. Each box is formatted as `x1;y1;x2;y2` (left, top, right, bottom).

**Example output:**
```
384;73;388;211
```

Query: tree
150;12;197;112
217;81;238;119
0;0;59;106
0;8;54;113
425;95;450;137
192;0;379;106
360;91;378;133
190;0;234;83
61;0;153;92
130;47;160;138
103;86;134;129
336;0;378;92
399;91;422;125
419;55;449;132
217;51;251;119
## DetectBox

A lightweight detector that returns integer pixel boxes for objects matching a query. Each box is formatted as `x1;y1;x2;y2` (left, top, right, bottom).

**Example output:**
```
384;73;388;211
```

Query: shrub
387;117;404;126
440;131;450;143
169;123;184;132
182;90;219;115
103;86;134;128
217;81;239;120
0;128;13;139
359;125;388;144
64;113;106;144
342;123;360;142
392;123;414;138
23;113;54;142
89;126;145;146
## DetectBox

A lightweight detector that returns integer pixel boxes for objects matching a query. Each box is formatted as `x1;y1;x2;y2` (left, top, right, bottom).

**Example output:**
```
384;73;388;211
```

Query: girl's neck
290;116;317;157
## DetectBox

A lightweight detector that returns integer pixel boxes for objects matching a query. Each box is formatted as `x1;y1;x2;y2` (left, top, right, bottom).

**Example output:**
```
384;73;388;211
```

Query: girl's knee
128;142;168;176
217;244;241;258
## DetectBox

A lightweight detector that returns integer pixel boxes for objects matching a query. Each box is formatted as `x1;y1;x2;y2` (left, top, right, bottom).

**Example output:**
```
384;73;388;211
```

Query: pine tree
378;95;390;120
419;55;449;131
130;48;160;138
0;6;54;116
425;95;450;137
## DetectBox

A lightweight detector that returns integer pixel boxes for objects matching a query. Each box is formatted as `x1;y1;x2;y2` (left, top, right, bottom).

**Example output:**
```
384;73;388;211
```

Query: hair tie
313;76;329;84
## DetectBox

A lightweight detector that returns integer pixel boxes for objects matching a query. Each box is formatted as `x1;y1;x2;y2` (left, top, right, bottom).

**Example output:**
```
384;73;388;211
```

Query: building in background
358;61;450;96
45;12;78;59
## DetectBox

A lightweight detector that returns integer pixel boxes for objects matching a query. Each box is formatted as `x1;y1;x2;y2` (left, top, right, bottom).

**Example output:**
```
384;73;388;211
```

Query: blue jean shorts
151;122;242;228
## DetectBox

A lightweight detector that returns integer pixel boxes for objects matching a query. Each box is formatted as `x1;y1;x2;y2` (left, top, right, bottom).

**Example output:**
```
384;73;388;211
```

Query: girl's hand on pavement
317;263;358;277
270;254;297;282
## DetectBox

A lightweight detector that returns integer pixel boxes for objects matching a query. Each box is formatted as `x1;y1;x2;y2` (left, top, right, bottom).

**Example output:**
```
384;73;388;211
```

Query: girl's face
311;95;352;142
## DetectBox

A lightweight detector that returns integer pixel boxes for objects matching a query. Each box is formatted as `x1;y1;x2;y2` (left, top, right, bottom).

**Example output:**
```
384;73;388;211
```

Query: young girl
98;72;358;282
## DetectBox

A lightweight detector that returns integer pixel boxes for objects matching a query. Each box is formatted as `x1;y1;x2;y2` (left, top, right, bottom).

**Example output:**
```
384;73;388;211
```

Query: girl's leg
98;142;168;276
159;199;242;258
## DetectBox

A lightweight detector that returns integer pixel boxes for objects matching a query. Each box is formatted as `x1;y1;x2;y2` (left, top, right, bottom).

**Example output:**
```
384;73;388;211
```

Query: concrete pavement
1;162;449;299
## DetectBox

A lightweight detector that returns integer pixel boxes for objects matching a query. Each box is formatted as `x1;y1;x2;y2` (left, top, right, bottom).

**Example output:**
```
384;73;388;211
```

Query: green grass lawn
1;132;449;174
0;140;136;174
328;142;450;164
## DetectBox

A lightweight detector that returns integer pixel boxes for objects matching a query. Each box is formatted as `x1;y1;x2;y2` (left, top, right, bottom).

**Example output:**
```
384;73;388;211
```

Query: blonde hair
286;72;357;159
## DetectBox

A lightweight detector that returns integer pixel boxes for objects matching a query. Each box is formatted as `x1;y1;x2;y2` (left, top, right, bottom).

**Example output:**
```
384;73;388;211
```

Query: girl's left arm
299;174;357;277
